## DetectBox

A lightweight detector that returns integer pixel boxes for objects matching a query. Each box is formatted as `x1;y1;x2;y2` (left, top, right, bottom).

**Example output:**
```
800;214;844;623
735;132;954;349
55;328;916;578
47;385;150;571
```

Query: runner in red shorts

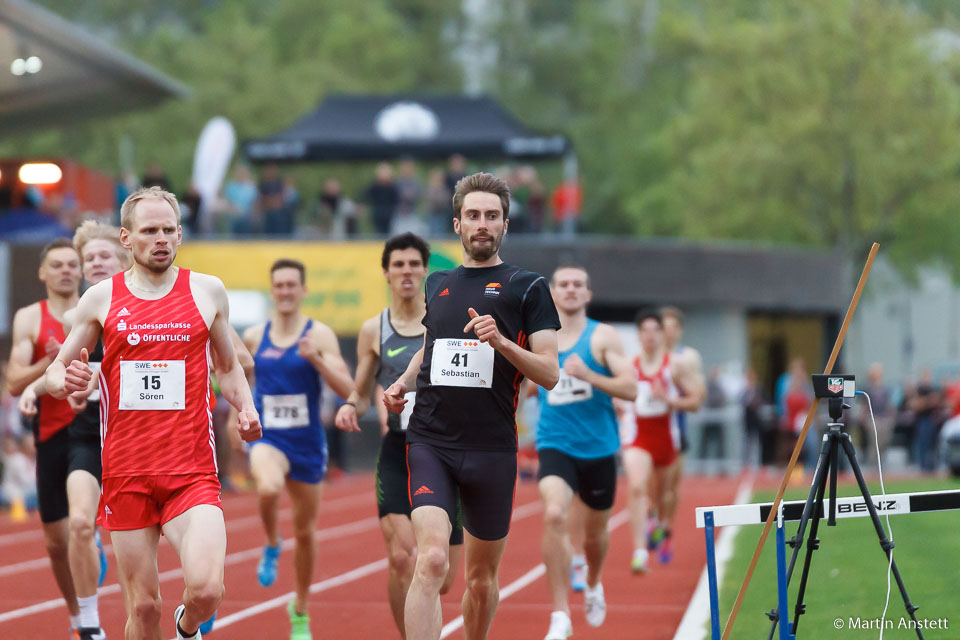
620;309;701;574
45;187;262;640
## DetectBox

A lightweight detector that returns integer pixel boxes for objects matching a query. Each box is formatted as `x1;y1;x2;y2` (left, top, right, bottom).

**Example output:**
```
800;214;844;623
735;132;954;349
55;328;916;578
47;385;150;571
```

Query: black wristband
343;400;357;408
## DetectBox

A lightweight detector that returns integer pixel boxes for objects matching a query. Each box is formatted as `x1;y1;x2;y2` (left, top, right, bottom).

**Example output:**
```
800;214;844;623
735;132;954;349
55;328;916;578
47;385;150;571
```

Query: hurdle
695;489;960;640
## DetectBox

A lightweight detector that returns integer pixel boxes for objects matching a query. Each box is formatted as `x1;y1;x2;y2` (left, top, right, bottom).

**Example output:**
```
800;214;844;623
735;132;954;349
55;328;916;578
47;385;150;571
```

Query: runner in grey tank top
376;308;423;432
333;233;463;636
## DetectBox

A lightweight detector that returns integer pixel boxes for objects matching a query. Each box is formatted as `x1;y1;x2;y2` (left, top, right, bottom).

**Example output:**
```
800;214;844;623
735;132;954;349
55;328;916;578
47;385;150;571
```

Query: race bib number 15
430;338;495;388
119;360;186;410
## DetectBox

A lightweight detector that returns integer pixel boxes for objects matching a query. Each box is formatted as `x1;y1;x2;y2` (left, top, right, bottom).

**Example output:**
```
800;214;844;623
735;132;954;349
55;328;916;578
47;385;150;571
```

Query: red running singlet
99;269;215;478
628;353;678;467
33;300;74;442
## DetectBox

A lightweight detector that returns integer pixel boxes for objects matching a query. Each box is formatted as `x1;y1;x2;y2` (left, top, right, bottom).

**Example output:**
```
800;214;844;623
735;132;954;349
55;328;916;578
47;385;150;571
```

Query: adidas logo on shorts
414;485;434;496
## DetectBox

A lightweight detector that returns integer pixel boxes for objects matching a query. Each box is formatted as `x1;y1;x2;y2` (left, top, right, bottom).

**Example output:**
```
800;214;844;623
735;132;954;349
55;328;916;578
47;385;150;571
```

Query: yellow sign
176;241;463;335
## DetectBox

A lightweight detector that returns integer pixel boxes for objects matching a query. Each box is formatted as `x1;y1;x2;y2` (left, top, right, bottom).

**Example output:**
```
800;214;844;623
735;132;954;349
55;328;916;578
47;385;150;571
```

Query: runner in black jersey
335;233;463;637
384;173;560;640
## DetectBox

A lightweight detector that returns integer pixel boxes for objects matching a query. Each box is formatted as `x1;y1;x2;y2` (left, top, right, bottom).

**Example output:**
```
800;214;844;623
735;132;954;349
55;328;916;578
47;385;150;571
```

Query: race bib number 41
430;338;495;388
119;360;186;410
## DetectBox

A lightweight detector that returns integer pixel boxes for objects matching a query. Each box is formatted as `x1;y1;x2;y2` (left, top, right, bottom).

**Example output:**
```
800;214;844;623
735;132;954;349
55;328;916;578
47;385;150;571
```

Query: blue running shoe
570;560;587;592
199;611;216;635
95;530;107;587
257;540;282;587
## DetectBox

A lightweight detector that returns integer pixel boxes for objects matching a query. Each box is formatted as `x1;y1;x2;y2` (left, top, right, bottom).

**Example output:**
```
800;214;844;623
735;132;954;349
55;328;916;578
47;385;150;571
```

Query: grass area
712;476;960;639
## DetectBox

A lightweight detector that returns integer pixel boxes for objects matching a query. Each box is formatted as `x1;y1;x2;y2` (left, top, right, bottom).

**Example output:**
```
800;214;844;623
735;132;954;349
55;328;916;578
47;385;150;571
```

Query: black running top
406;263;560;451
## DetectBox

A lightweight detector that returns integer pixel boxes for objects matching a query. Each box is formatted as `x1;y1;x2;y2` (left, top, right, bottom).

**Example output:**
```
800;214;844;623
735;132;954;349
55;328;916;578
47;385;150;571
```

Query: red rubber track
0;473;744;639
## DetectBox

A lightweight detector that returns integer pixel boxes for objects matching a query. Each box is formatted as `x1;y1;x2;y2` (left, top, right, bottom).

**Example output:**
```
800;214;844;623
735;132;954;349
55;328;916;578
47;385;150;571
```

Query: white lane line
672;474;755;640
192;499;546;636
0;485;372;550
0;488;376;575
438;508;630;639
0;515;379;623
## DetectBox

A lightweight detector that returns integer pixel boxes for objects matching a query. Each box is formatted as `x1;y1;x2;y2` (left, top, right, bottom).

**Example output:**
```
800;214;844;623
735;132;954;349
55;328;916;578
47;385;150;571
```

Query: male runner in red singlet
6;238;83;635
45;187;262;640
621;309;701;574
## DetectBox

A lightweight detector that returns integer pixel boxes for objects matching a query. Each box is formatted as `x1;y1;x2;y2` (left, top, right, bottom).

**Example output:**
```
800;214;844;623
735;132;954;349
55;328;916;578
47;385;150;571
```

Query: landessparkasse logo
827;377;844;394
117;319;127;332
127;333;141;346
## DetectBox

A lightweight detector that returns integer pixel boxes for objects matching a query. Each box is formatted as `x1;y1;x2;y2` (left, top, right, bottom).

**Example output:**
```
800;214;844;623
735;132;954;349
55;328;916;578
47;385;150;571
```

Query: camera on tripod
812;374;855;421
811;374;855;399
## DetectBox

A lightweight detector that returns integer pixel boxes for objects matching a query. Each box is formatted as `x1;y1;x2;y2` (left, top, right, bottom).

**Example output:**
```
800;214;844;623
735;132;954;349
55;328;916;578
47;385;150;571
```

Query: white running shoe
631;548;650;574
584;582;607;627
174;604;201;640
544;610;573;640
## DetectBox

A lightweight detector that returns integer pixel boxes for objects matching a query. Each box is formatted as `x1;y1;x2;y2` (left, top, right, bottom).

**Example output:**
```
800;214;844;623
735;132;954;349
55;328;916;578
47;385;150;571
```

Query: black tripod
767;397;922;639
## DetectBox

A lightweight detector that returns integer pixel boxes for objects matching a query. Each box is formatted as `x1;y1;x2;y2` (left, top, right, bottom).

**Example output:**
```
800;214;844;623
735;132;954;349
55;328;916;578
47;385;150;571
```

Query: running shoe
658;535;674;564
76;628;106;640
584;582;607;627
543;610;573;640
630;548;650;574
257;539;282;587
174;604;201;639
288;600;312;640
95;530;107;587
199;612;216;635
647;521;665;551
570;559;587;592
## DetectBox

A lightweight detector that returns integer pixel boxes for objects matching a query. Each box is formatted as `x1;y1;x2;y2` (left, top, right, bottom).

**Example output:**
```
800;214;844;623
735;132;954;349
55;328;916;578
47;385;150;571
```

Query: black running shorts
376;431;463;545
537;448;617;511
406;442;516;541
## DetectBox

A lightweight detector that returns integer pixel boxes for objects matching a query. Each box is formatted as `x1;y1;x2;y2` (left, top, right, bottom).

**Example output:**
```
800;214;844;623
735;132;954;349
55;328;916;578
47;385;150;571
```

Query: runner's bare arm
383;337;424;414
6;305;46;395
670;349;706;412
335;316;378;432
565;323;636;401
45;284;106;399
207;280;260;442
230;325;254;382
463;308;559;389
298;321;354;399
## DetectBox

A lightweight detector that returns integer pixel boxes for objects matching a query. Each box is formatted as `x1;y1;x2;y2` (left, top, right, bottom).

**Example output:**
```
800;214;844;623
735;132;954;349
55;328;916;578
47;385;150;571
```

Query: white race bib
263;394;310;429
547;370;593;406
400;391;416;430
119;360;186;411
634;380;669;417
88;363;102;403
430;338;495;388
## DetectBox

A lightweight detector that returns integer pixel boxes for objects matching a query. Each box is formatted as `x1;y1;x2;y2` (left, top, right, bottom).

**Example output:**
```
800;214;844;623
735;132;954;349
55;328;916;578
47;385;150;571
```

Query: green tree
637;0;960;274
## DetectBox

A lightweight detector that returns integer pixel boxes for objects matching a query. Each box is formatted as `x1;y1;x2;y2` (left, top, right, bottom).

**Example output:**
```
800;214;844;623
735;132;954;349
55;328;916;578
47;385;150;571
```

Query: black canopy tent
243;94;570;163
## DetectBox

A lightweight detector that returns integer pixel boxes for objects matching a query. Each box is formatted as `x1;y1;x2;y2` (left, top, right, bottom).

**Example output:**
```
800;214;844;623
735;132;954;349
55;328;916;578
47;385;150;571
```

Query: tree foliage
14;0;960;276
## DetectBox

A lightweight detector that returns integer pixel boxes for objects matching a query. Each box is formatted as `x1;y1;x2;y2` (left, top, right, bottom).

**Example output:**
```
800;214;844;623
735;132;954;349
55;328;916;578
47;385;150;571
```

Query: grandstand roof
0;0;189;136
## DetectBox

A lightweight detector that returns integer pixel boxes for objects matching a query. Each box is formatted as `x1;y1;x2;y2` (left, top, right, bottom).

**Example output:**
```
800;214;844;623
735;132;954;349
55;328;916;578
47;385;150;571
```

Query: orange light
18;163;62;185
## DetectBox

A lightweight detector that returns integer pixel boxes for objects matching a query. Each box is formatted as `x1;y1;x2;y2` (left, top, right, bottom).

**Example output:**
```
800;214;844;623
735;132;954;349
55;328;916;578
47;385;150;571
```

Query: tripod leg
789;434;838;637
828;431;839;525
840;435;924;640
767;432;833;640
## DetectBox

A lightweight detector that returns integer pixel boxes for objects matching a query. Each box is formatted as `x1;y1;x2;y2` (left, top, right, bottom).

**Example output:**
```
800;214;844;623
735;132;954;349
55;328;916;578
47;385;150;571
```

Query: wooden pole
721;242;880;639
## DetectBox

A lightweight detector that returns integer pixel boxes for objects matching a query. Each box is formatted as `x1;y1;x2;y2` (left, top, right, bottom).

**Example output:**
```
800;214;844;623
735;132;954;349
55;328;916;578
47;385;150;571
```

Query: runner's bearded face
38;247;81;297
122;199;181;274
550;267;591;315
385;247;427;301
82;238;125;285
270;267;306;314
638;318;663;355
454;191;507;263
